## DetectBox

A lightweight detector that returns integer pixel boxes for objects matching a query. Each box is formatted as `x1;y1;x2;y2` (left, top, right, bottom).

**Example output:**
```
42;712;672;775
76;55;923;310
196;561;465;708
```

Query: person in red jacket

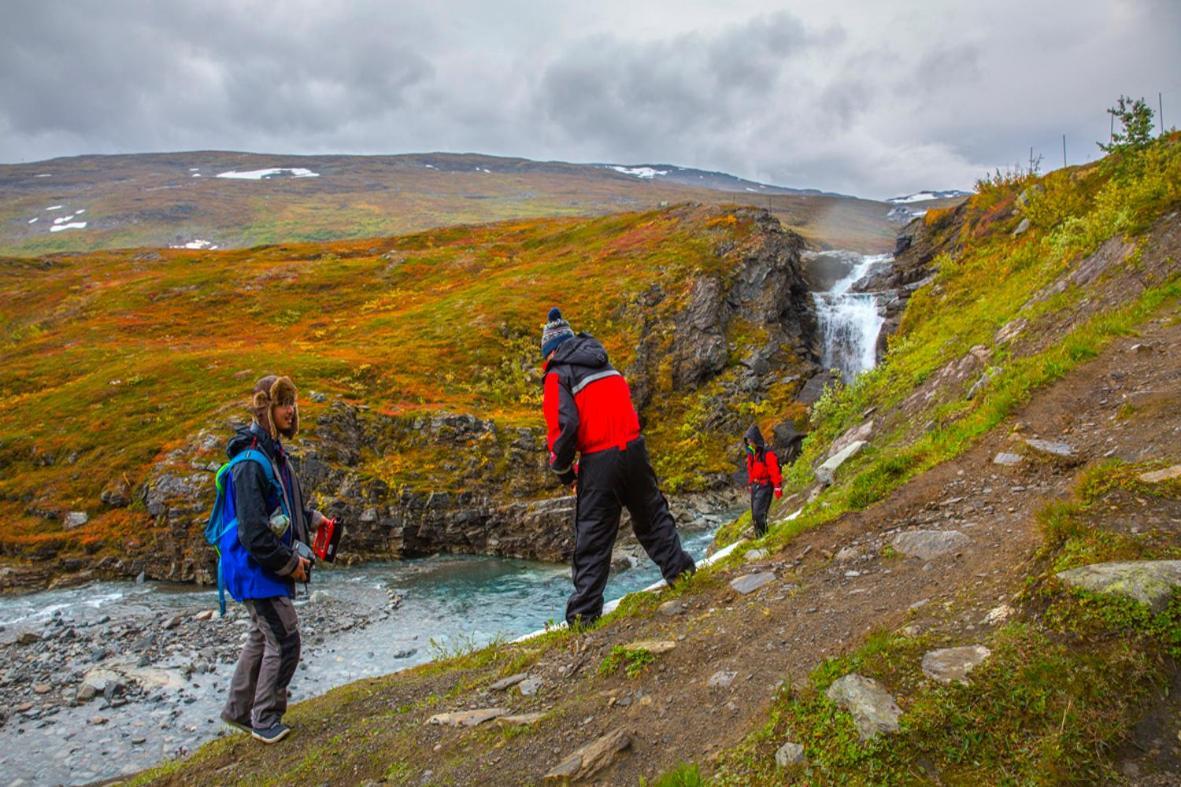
541;308;695;626
744;424;782;537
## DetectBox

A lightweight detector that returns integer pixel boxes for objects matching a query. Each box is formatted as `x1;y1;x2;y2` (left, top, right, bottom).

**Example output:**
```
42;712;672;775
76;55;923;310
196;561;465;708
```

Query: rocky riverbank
0;582;398;785
0;495;735;786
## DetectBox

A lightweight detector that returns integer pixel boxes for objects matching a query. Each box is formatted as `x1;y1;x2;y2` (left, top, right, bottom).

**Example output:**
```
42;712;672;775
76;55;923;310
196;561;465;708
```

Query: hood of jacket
226;423;282;462
546;333;609;373
744;424;766;452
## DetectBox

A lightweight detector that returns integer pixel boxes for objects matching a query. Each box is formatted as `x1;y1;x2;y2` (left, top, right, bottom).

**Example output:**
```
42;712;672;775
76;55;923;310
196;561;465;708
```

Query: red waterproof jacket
745;451;782;488
543;334;640;484
744;424;782;492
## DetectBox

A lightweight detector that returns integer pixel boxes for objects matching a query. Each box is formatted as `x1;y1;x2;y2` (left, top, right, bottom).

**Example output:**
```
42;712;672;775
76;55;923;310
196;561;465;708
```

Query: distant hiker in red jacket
744;424;782;538
541;308;695;626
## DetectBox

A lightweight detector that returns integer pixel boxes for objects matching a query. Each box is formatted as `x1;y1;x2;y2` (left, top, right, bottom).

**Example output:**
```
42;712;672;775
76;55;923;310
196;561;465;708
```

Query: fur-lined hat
251;375;299;439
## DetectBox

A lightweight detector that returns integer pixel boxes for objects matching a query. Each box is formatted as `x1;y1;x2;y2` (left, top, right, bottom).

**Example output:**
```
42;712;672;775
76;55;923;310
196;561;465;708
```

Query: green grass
711;454;1181;785
712;134;1181;552
598;644;657;679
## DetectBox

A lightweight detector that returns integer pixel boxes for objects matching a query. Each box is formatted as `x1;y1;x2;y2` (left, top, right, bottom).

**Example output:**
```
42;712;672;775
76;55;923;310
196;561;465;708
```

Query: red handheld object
312;517;342;562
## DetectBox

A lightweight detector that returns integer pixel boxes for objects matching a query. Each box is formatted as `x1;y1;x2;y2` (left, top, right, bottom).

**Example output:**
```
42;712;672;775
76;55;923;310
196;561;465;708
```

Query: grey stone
983;604;1016;625
708;670;738;688
497;712;546;726
426;708;508;727
825;421;874;462
1011;217;1031;237
1022;437;1076;460
891;530;970;560
63;511;89;530
795;372;838;406
518;677;542;696
993;452;1023;466
835;546;863;562
816;441;866;485
801;250;859;291
825;674;902;740
921;645;991;684
622;639;677;655
775;741;806;767
489;672;528;691
544;728;631;783
658;599;685;616
1057;561;1181;612
1140;465;1181;484
730;572;776;595
745;548;769;562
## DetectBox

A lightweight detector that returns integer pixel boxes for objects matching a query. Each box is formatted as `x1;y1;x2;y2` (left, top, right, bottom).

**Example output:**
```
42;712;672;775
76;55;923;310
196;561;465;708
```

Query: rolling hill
0;151;896;256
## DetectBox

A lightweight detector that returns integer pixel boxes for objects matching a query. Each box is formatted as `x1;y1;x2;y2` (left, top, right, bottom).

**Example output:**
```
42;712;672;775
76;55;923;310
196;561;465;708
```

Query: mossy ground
0;204;780;561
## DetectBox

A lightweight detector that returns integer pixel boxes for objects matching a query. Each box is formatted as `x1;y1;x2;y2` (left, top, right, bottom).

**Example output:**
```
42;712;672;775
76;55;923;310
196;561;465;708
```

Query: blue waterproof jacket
218;425;312;602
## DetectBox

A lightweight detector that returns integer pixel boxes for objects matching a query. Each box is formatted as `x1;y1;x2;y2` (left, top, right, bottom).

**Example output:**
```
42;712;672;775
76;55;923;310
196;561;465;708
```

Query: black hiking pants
751;482;774;537
566;436;696;626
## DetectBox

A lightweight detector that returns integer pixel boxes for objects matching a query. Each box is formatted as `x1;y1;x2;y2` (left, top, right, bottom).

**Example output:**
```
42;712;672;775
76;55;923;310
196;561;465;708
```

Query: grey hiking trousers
222;596;301;730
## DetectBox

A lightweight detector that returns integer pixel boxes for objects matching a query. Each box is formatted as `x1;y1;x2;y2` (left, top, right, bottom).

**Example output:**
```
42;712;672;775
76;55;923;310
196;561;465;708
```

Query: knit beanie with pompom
540;307;575;358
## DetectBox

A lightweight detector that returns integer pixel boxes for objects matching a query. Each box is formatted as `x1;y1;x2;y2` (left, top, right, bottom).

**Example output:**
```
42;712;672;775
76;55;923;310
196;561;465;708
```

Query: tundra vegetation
117;125;1181;779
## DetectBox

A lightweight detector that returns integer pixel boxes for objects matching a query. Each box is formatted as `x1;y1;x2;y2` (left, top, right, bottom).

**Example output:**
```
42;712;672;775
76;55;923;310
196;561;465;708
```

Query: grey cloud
1;1;1178;198
538;12;827;152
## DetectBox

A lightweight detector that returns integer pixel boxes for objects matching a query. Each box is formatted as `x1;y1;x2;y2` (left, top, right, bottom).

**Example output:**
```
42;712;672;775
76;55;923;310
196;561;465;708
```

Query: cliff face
5;206;819;586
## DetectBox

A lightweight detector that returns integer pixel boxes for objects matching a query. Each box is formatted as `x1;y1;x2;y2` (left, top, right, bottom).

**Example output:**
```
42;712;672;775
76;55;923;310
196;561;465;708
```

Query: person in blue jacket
219;375;326;744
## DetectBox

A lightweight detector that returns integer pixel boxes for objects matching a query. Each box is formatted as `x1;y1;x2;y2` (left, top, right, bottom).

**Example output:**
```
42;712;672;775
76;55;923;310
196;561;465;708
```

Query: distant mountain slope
0;204;820;579
0;151;895;255
598;162;841;197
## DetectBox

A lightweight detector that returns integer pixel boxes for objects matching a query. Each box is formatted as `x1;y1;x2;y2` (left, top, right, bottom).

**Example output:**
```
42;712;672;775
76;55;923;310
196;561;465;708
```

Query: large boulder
800;250;860;291
1057;561;1181;612
825;674;902;740
815;440;866;485
891;530;970;560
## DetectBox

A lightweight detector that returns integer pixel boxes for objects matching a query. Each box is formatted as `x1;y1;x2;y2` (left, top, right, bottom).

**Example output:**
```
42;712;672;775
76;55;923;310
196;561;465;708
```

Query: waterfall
811;253;890;381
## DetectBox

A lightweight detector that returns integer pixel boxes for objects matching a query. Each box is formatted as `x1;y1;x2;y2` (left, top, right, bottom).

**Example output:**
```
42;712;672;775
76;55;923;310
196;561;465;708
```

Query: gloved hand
774;487;783;499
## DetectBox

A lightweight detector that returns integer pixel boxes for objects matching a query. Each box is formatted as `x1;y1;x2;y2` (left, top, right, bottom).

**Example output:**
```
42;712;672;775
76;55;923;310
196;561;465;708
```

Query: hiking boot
251;722;291;744
219;712;251;734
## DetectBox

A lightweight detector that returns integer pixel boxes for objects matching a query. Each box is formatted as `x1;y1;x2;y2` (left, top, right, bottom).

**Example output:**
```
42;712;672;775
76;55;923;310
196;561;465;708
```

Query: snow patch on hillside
28;217;38;224
609;166;669;179
46;205;63;211
215;168;319;180
50;222;87;233
888;190;971;204
170;239;217;250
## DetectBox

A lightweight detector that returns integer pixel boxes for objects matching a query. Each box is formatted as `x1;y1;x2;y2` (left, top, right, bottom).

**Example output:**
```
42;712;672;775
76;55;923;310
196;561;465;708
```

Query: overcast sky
1;0;1177;198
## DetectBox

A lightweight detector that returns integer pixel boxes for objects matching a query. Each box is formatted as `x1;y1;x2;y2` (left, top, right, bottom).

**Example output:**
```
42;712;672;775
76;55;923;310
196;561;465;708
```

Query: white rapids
812;253;891;381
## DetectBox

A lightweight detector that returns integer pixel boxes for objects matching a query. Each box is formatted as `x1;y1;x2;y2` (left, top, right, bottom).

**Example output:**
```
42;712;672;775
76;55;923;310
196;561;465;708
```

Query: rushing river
0;525;725;785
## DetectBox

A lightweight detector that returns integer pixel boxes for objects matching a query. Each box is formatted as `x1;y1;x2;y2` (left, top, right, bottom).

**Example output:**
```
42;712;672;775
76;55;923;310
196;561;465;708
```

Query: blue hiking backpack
204;449;292;614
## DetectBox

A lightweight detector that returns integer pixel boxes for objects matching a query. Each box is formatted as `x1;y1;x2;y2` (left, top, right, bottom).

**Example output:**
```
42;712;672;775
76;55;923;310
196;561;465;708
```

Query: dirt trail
155;313;1181;785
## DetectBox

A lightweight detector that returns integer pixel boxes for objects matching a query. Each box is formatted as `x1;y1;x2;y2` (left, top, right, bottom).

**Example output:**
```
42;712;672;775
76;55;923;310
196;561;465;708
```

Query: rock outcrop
1057;561;1181;612
116;210;817;586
